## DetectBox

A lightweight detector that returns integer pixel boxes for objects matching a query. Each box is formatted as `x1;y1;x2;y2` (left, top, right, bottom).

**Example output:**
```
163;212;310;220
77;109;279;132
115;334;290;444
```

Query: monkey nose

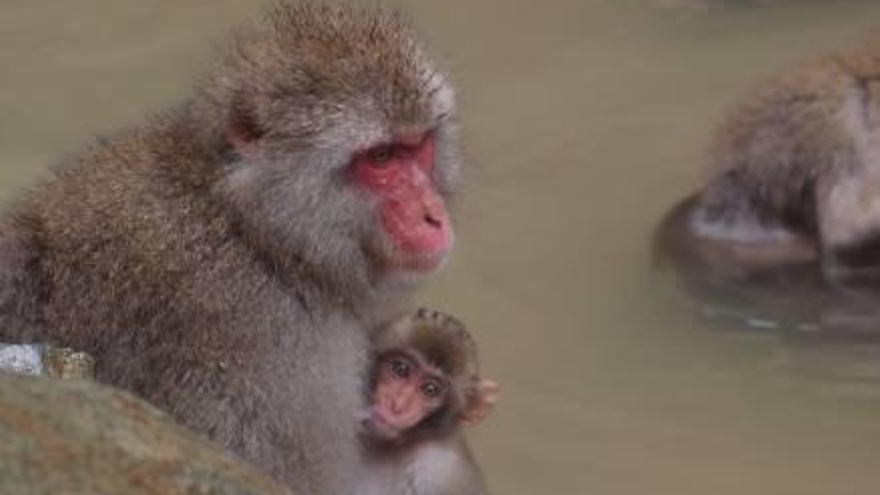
423;212;443;229
420;194;450;233
390;396;411;415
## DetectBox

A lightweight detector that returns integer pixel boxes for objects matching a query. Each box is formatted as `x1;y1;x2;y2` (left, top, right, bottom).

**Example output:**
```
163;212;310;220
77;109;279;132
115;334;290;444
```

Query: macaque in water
0;2;489;494
656;35;880;335
362;308;500;447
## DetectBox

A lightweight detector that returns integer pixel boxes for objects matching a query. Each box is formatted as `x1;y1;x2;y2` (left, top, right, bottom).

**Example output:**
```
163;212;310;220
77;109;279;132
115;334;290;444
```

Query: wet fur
692;36;880;270
655;36;880;339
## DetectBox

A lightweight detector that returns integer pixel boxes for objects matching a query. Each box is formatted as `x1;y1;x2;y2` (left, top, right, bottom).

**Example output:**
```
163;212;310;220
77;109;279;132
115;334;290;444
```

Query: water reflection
657;196;880;342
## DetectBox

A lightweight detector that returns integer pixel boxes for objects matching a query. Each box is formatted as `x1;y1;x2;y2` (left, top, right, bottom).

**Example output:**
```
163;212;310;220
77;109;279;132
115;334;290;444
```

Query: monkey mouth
388;249;450;273
365;238;450;276
360;411;404;443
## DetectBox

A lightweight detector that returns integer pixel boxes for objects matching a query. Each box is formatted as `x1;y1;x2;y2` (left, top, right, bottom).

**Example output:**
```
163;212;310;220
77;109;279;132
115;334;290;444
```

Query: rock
0;344;44;376
42;345;95;380
0;344;95;380
0;375;295;495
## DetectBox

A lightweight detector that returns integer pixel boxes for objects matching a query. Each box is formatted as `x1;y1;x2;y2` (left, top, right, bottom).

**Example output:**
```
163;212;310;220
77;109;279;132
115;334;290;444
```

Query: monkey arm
405;433;490;495
127;344;289;467
0;227;48;344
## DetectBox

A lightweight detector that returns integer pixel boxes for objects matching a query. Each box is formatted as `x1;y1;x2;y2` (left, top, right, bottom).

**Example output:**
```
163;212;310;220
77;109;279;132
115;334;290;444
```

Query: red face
352;132;454;272
371;352;448;437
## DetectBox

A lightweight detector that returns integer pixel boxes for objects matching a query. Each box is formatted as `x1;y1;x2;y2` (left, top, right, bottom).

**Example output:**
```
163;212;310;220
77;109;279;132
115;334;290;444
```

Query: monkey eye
389;357;412;379
420;380;444;399
365;144;397;167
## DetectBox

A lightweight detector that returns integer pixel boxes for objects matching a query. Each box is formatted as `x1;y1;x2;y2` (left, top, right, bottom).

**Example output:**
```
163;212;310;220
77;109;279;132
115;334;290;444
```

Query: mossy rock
0;375;294;495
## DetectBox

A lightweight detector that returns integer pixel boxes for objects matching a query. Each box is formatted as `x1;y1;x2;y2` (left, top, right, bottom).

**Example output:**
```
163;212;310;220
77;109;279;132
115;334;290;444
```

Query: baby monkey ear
460;379;500;427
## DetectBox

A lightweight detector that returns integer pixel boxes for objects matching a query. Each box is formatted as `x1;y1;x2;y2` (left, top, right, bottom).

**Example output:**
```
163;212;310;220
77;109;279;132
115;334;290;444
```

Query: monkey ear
225;93;266;156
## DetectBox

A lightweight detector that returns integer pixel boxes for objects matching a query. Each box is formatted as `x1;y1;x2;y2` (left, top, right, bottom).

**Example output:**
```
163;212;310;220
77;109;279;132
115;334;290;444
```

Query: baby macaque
361;308;499;447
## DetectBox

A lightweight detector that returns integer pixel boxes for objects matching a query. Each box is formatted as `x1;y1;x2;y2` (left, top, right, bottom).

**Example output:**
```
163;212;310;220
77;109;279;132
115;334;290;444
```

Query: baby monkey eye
389;358;411;379
420;381;443;398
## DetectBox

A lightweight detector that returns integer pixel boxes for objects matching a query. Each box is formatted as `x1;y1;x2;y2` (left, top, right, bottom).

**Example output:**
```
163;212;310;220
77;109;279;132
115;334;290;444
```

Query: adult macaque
0;3;486;494
660;36;880;275
656;36;880;336
362;308;500;446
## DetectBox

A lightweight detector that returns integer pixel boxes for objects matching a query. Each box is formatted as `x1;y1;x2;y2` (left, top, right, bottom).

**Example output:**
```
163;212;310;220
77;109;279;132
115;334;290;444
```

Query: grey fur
0;2;482;494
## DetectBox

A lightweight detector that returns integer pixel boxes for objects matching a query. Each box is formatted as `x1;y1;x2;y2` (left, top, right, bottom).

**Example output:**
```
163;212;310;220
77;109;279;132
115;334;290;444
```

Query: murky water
4;1;880;493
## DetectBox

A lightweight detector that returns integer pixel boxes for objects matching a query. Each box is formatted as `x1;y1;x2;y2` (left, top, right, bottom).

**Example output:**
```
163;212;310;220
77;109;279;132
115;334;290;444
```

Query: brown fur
0;3;483;494
671;35;880;273
654;36;880;339
370;308;481;444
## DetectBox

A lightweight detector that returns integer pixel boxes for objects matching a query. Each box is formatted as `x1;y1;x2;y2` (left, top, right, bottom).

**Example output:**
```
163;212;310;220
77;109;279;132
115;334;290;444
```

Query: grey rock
0;344;95;380
0;375;296;495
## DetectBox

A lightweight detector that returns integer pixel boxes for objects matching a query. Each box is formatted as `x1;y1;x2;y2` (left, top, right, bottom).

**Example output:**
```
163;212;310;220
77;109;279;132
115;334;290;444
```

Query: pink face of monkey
352;132;454;272
366;351;449;441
